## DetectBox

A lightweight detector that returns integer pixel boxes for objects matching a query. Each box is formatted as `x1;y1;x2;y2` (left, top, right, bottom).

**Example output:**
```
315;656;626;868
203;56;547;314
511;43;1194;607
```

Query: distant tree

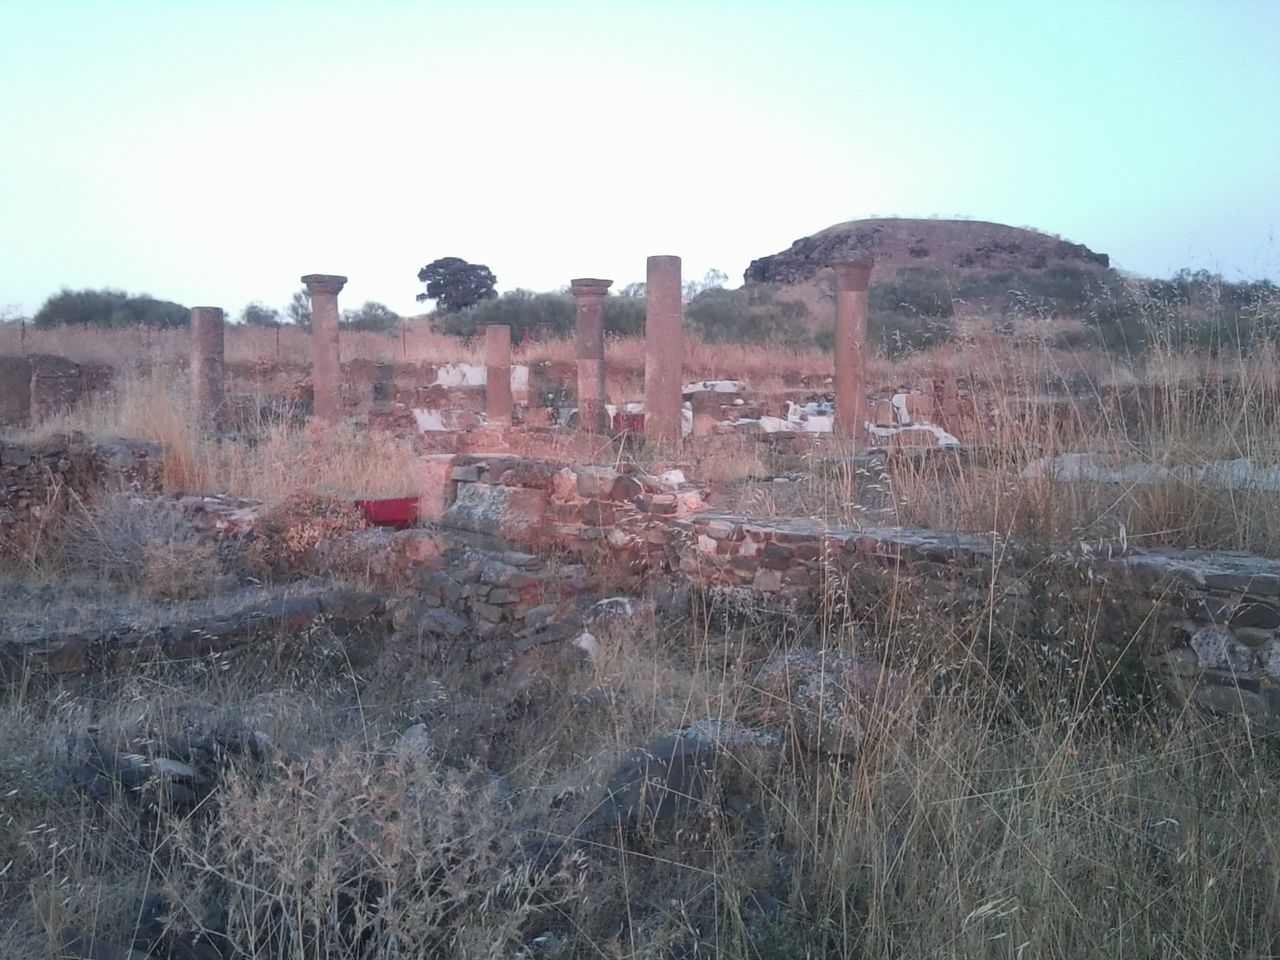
436;289;572;341
603;296;646;337
618;281;646;299
341;301;400;333
33;288;188;328
683;268;728;302
287;290;312;329
416;257;498;312
240;302;282;327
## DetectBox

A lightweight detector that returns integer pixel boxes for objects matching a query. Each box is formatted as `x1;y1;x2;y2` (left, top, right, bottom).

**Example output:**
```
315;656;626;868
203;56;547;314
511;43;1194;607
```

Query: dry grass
11;367;420;499
1;570;1278;958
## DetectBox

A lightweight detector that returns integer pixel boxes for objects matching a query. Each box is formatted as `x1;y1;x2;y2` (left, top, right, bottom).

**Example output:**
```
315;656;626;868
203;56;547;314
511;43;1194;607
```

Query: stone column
485;323;513;425
690;391;719;437
189;306;225;429
644;255;683;447
832;256;874;442
570;278;612;432
940;375;960;430
302;274;347;423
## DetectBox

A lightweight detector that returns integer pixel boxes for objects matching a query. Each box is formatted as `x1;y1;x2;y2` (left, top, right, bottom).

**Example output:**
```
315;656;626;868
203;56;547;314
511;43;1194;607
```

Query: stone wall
0;355;113;428
419;456;1280;725
0;433;164;549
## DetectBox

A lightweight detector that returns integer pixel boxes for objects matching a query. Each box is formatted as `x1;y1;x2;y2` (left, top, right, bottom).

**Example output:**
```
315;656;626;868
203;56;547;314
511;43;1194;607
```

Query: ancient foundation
832;257;873;442
485;324;513;425
644;255;683;447
302;274;347;423
189;306;225;428
570;278;611;432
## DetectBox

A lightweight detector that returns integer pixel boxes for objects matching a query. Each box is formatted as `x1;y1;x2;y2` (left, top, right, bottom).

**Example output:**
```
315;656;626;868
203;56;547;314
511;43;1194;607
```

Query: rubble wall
0;433;164;549
423;455;1280;725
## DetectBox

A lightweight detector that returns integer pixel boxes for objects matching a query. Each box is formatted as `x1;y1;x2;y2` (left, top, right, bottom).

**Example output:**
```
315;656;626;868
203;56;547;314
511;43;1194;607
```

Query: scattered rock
395;722;436;761
746;650;914;756
1190;625;1254;673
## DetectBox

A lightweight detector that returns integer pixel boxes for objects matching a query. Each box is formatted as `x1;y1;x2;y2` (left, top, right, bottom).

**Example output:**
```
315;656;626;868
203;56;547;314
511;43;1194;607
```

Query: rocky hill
744;218;1110;286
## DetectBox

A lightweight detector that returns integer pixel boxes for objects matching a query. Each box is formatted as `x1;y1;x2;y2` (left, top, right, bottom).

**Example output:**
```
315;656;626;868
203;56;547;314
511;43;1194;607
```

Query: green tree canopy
33;288;189;328
240;302;282;327
416;257;498;312
287;290;312;330
341;301;400;333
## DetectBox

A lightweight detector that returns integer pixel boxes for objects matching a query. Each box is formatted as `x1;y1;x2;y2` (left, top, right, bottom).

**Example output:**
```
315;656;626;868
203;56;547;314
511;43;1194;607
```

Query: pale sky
1;0;1277;320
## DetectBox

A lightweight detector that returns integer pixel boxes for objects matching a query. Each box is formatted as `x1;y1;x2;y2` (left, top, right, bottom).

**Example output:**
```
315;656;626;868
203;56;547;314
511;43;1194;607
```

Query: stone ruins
3;254;1275;732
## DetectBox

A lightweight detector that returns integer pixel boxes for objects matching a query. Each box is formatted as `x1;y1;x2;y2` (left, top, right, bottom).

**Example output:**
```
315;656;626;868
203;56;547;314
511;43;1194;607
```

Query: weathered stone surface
302;273;347;423
574;466;618;499
644;255;683;447
593;721;778;835
1;588;383;678
1194;683;1272;724
1;434;163;551
1190;625;1254;673
416;454;458;520
443;481;547;541
748;650;913;756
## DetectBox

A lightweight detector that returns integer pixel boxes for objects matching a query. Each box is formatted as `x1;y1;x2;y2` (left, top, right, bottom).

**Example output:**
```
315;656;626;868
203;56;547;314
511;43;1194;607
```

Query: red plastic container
613;411;645;432
354;496;419;530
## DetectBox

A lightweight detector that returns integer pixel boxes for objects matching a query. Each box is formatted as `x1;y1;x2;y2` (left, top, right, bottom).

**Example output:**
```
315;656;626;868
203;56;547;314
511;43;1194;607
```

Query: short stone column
832;256;874;442
189;306;225;429
940;375;960;429
570;278;612;432
690;391;719;437
302;274;347;424
485;323;513;425
644;255;683;447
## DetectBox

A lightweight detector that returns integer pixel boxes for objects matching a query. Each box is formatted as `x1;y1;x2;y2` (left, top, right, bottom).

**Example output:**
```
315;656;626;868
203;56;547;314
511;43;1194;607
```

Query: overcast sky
1;0;1277;319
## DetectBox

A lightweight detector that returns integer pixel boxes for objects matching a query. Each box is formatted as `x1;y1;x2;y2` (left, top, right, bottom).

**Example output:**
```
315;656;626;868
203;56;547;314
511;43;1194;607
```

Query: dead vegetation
4;308;1280;958
2;570;1279;958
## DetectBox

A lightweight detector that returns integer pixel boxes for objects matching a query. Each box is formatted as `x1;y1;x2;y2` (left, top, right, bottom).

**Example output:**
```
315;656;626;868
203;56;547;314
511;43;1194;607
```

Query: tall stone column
302;273;347;424
644;255;683;447
570;278;612;432
189;306;225;429
485;323;513;425
832;256;874;442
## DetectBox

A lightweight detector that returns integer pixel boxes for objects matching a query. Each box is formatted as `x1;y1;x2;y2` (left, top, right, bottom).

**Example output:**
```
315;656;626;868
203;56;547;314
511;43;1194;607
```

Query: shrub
684;287;812;345
867;268;957;358
603;295;646;337
437;290;574;341
34;288;189;329
168;746;582;958
59;494;223;599
341;301;400;333
686;288;769;343
247;492;368;577
871;267;955;320
141;538;224;601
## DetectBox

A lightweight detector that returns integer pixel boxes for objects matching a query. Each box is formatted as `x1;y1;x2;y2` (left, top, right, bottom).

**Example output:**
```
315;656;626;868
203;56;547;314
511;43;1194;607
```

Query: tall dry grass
2;564;1278;958
1;320;842;384
11;367;419;499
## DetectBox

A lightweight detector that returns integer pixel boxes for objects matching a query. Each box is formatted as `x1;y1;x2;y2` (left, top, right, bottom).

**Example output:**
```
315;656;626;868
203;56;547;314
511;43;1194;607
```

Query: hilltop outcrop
744;218;1110;286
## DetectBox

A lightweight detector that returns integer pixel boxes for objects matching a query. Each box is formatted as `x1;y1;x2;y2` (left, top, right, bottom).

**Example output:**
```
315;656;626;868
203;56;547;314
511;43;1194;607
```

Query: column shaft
570;278;612;432
644;256;683;447
189;306;225;429
832;259;873;443
302;274;348;424
485;324;513;424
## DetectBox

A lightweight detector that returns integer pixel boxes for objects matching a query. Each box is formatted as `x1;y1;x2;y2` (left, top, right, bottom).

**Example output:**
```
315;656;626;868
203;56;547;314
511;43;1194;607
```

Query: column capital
569;278;613;298
831;256;874;292
301;273;348;296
